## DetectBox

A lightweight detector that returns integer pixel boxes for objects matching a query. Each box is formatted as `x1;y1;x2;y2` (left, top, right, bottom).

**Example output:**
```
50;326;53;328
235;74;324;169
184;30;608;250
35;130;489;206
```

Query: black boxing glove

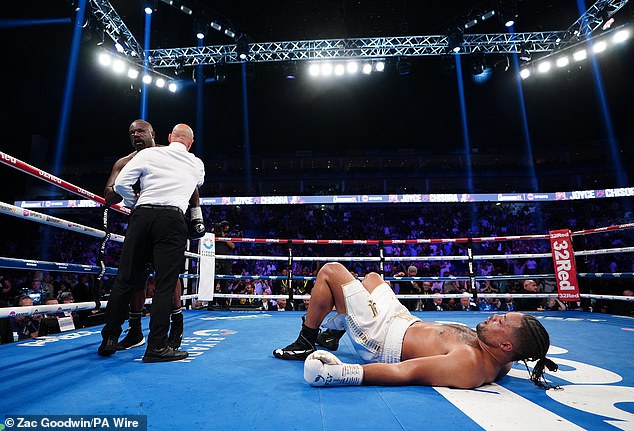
188;206;206;239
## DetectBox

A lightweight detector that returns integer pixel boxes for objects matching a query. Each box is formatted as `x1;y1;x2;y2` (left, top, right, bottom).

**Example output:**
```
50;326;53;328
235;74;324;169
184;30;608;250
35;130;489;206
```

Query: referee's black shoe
97;336;118;356
142;346;189;363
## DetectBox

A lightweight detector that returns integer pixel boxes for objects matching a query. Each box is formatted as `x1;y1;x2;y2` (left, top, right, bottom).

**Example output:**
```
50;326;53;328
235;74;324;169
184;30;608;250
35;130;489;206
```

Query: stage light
155;77;165;88
98;52;112;66
500;3;517;28
174;58;185;75
592;40;607;53
519;46;531;62
283;62;297;79
321;62;333;76
180;5;193;15
168;82;177;92
599;8;614;31
573;49;587;61
236;35;250;60
556;56;569;67
471;55;486;75
114;38;125;54
537;61;551;73
224;29;236;38
112;58;126;74
375;61;385;72
334;64;345;76
519;69;530;79
613;29;629;43
210;21;222;31
195;19;207;40
127;68;139;79
481;10;495;20
362;63;372;74
346;61;359;74
309;63;320;76
396;58;410;75
447;28;463;53
143;0;157;15
464;19;478;30
142;74;152;84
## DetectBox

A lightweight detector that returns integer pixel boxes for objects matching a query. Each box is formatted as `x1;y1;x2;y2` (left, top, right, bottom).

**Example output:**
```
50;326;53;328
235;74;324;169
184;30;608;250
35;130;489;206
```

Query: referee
98;123;205;362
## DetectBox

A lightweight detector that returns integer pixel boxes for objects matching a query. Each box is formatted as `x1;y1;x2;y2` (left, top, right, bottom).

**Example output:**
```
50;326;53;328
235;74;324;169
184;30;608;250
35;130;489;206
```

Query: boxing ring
1;310;633;430
1;151;634;431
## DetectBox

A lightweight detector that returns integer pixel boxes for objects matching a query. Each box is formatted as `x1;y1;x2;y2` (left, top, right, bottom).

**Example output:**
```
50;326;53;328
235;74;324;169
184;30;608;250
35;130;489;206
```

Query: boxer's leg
168;278;183;349
274;263;359;360
116;287;147;350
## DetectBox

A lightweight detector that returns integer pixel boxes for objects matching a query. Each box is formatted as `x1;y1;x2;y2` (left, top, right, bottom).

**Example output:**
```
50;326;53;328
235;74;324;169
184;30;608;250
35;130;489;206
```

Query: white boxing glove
304;351;364;387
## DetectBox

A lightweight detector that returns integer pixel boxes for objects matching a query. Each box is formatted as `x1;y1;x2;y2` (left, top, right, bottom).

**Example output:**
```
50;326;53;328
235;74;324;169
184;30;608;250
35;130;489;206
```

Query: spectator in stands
272;297;291;311
543;297;566;311
516;279;544;311
457;296;477;311
499;297;518;312
393;265;421;311
0;274;19;306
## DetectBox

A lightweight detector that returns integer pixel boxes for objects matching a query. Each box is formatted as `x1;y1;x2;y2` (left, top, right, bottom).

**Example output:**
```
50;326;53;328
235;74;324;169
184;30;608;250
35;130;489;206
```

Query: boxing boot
273;321;318;360
116;313;145;350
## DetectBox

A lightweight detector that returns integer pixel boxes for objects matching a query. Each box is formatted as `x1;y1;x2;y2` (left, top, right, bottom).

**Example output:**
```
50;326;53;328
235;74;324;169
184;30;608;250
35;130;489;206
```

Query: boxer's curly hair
512;314;560;389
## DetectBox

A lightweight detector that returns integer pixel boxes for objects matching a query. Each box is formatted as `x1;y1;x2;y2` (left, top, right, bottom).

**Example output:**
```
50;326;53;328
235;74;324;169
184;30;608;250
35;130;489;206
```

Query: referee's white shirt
114;142;205;213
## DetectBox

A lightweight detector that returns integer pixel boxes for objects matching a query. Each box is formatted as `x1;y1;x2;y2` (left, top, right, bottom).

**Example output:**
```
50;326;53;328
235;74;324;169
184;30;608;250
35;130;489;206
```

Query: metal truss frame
89;0;629;70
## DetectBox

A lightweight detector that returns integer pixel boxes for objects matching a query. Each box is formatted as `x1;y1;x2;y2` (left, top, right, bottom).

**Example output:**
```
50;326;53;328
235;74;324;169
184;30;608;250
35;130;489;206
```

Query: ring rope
0;150;130;215
214;222;634;246
0;256;200;280
0;201;200;259
0;294;201;319
4;291;632;319
0;256;118;276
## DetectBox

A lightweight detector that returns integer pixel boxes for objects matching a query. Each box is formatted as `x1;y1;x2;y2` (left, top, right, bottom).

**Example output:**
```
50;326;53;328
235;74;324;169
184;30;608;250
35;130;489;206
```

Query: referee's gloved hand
188;207;206;239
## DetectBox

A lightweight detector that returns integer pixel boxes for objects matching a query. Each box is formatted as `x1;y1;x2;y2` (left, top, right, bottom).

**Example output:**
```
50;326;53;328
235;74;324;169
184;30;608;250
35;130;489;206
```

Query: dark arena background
1;1;633;430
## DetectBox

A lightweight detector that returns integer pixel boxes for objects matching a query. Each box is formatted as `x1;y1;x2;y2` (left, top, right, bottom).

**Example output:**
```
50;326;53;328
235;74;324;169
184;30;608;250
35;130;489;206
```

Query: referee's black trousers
102;207;187;348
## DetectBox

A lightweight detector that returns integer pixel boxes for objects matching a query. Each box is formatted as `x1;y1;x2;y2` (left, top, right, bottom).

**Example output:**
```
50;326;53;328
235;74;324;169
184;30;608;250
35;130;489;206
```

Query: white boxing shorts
322;280;421;363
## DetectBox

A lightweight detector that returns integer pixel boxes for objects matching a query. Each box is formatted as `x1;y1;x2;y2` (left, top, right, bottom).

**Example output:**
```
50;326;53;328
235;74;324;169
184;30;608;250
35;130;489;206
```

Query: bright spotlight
308;63;320;76
362;63;372;74
156;77;166;88
346;62;359;74
613;29;629;44
334;64;344;76
556;56;569;68
142;74;153;84
112;59;126;74
196;32;205;40
144;7;153;15
168;82;178;92
375;61;385;72
127;68;139;79
519;69;531;79
537;61;551;73
321;63;332;76
592;40;607;53
98;53;112;66
573;49;587;61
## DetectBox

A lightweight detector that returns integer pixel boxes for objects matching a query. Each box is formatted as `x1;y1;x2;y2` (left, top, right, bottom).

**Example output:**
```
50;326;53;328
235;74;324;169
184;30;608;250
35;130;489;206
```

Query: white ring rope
0;201;200;259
